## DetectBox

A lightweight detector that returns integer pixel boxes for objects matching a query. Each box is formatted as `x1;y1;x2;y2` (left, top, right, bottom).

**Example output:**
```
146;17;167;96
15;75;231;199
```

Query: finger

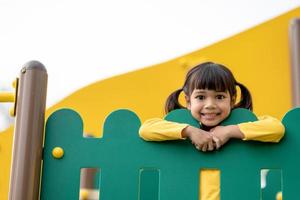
213;136;221;149
201;144;208;152
208;141;214;151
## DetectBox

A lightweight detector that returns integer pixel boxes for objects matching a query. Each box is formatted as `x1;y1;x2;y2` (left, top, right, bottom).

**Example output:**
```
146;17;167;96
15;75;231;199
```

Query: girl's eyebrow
193;90;229;95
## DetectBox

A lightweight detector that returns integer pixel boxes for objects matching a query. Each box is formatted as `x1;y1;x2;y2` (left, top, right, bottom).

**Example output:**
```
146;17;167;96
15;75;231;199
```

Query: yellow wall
0;7;299;199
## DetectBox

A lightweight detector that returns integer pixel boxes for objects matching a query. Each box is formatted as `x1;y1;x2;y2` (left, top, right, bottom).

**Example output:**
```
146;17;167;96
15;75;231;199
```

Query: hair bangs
190;67;229;92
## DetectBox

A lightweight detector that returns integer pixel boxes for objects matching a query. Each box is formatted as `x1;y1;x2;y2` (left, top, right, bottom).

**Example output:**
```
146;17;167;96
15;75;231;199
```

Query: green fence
40;108;300;199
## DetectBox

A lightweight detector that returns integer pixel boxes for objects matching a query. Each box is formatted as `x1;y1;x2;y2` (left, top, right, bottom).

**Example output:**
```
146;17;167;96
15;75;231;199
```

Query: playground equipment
0;7;299;200
0;61;48;200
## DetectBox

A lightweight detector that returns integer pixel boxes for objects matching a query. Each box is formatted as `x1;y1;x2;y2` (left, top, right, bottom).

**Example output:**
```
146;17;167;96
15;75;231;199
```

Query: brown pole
289;18;300;107
9;61;47;200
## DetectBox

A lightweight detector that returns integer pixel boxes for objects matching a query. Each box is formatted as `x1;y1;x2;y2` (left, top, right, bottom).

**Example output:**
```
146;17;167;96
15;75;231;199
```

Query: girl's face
186;89;233;127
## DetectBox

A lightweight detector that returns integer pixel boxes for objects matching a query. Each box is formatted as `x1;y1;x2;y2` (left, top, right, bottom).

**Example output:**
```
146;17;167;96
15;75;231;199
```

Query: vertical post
289;18;300;107
9;61;48;200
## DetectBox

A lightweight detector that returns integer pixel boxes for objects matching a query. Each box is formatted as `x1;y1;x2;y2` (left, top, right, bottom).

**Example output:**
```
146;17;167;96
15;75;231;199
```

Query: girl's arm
211;115;285;146
209;125;244;147
139;118;188;141
238;115;285;142
139;118;217;151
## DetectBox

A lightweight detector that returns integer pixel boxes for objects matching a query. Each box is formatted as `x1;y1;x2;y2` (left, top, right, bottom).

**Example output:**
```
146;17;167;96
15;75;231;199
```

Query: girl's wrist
228;125;244;139
182;126;192;138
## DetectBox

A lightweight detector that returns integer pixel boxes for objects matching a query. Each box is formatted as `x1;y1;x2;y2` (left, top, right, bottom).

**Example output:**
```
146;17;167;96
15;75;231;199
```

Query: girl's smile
201;112;221;119
186;89;233;128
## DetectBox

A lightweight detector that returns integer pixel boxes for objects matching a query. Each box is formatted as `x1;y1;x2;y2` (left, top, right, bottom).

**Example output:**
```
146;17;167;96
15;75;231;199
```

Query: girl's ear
231;96;236;108
185;95;191;110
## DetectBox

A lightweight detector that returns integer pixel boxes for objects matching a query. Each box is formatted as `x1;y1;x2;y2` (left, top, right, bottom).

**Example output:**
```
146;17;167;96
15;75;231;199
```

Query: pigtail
165;88;185;114
234;82;253;111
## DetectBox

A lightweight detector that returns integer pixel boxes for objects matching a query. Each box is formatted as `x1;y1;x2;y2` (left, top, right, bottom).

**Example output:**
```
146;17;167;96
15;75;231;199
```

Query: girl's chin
200;120;220;128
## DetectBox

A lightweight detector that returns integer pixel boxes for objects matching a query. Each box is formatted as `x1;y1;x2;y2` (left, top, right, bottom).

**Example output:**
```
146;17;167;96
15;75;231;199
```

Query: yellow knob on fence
52;147;64;159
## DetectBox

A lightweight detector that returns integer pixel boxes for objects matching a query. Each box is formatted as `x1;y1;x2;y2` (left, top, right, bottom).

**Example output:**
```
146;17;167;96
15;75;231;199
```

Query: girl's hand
182;126;216;152
210;125;245;149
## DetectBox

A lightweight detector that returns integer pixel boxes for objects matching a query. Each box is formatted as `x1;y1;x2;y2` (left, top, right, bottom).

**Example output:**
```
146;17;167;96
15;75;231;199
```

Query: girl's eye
216;95;225;100
196;95;205;100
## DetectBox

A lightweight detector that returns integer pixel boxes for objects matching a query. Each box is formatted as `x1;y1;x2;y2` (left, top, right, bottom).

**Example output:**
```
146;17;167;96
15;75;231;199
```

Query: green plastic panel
40;108;300;199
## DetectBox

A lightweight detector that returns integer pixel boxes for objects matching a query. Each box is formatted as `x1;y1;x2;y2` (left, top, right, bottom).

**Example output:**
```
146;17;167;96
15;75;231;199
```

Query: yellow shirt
139;115;285;200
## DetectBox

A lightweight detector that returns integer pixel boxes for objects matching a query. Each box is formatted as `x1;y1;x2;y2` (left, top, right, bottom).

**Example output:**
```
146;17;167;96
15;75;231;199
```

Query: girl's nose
204;99;216;109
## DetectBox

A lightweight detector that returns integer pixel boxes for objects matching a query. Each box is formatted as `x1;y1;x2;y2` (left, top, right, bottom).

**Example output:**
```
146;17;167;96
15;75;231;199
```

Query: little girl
139;62;285;200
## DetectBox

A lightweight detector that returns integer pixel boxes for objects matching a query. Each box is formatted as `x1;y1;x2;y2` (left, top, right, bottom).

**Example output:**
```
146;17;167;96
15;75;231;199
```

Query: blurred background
0;0;299;131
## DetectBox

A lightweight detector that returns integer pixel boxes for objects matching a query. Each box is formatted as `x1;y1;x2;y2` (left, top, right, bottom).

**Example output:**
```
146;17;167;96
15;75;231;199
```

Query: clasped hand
183;125;243;152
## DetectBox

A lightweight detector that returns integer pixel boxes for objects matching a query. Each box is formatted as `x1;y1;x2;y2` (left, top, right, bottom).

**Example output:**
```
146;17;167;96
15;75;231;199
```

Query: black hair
165;62;253;113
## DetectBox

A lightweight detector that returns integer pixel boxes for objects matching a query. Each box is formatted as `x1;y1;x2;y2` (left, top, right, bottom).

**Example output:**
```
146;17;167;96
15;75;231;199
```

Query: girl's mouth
201;113;221;120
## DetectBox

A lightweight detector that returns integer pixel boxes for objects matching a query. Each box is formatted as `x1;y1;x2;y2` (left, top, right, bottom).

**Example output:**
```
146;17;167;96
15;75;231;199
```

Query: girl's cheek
224;111;231;119
191;112;201;121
